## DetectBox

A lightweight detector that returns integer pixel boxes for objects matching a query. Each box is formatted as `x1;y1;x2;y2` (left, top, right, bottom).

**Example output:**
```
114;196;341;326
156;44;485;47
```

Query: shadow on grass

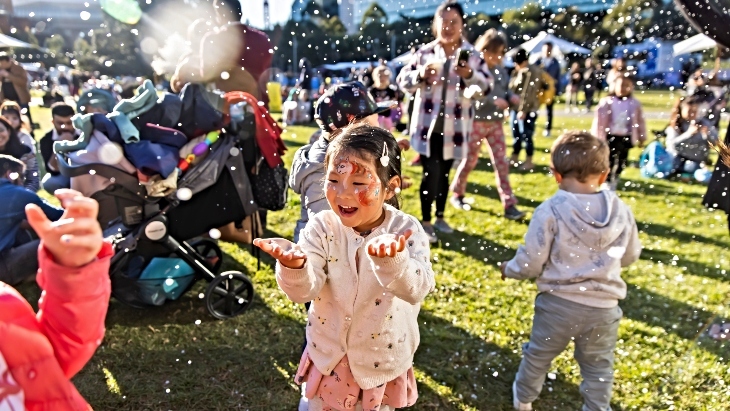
414;310;624;410
623;282;730;360
639;247;728;283
431;229;514;266
618;178;707;199
637;222;729;250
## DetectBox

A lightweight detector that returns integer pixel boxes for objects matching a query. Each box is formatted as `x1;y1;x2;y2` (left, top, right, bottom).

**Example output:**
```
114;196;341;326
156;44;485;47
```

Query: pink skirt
295;348;418;411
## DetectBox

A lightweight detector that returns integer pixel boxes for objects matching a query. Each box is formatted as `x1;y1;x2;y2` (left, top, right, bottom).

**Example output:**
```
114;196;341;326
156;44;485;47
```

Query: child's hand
26;189;103;268
253;238;306;269
367;230;413;258
499;262;507;280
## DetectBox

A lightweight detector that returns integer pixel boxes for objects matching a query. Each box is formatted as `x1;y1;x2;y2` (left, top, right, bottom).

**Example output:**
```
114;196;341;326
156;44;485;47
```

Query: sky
246;0;296;29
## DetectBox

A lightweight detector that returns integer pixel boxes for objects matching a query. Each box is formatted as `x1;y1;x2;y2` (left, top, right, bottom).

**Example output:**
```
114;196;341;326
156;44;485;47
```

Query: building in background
340;0;616;33
12;0;103;40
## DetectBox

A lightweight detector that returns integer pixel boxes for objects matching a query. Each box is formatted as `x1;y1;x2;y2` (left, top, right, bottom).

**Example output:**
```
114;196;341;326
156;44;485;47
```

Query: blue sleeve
18;189;64;221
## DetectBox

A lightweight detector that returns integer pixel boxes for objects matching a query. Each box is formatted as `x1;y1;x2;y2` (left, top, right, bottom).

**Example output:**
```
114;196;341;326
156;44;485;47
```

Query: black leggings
607;135;633;182
420;154;453;222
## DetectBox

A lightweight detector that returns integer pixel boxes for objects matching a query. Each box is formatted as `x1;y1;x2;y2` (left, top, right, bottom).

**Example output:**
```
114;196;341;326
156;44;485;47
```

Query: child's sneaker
450;195;472;211
433;218;454;234
421;222;438;244
513;381;532;410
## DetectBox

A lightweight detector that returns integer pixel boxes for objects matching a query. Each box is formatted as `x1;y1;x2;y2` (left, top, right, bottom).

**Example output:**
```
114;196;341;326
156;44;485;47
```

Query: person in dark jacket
535;42;561;137
703;121;730;234
39;103;77;194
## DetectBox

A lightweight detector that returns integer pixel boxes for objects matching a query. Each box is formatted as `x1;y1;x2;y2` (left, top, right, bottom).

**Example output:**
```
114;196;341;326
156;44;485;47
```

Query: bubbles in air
176;188;193;201
208;228;221;239
98;142;124;165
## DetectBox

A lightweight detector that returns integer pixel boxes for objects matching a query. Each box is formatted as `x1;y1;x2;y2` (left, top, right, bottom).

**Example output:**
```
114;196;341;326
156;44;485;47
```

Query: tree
601;0;658;42
501;2;545;36
361;3;387;28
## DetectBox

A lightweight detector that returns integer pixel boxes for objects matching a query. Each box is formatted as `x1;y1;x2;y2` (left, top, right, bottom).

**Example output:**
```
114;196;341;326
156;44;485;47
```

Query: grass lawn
16;99;730;410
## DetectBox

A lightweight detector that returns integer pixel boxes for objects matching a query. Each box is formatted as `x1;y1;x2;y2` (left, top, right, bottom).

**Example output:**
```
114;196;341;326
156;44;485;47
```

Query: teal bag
138;258;195;305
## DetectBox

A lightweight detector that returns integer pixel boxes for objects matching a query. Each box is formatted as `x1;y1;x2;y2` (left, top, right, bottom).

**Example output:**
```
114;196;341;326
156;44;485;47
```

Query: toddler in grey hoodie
501;131;642;411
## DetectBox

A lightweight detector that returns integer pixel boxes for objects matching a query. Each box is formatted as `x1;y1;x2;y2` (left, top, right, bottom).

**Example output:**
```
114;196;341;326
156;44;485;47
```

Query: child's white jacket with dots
277;204;435;390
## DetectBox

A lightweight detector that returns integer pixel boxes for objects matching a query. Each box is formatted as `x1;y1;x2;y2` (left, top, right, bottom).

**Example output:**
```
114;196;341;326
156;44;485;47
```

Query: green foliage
502;2;544;34
73;16;151;76
601;0;659;41
361;2;387;28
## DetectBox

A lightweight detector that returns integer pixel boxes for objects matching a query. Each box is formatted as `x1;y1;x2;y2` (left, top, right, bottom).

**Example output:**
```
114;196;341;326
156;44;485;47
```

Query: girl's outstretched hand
253;238;307;269
367;229;413;258
26;189;103;268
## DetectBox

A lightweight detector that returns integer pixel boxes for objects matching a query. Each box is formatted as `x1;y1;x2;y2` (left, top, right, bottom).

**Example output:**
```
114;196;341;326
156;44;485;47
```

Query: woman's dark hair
432;1;466;37
325;124;403;209
0;116;28;159
0;154;25;176
669;94;704;129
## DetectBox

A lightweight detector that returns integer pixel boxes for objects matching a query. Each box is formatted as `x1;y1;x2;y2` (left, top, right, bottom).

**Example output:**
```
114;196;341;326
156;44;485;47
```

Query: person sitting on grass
500;131;642;411
0;115;39;192
255;126;434;411
0;186;112;410
0;155;64;285
665;94;719;177
39;103;78;194
1;101;35;154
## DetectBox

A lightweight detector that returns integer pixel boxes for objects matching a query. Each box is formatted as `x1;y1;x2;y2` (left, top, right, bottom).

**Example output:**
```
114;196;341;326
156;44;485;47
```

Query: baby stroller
55;84;271;319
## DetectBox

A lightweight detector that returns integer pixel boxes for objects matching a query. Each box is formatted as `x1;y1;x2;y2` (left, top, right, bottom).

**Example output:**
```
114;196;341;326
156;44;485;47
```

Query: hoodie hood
550;190;627;251
289;136;329;194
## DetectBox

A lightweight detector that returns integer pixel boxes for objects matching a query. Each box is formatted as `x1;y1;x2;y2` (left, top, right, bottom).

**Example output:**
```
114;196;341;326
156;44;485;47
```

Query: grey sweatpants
514;293;622;411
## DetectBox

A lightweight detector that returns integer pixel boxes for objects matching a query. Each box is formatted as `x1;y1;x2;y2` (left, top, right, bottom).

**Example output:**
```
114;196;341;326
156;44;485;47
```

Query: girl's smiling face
325;152;388;233
2;112;20;131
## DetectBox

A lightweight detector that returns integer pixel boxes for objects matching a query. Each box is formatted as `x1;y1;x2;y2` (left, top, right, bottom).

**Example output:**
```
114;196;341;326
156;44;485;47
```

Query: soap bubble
607;246;626;259
98;142;124;165
229;147;240;156
220;71;230;80
80;11;91;20
208;228;221;239
176;188;193;201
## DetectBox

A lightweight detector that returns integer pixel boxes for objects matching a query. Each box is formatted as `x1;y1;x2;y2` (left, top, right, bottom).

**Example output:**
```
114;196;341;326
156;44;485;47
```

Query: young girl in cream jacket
255;125;435;411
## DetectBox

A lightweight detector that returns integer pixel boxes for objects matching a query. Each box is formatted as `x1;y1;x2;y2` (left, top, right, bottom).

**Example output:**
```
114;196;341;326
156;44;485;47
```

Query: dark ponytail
325;124;403;209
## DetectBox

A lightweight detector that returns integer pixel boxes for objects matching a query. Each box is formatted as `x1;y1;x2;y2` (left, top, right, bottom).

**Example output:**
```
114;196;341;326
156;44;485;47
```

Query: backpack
639;141;674;179
537;70;556;106
224;92;288;211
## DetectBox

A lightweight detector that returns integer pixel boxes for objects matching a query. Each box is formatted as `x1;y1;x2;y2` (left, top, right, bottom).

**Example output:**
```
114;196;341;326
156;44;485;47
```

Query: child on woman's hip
255;125;435;411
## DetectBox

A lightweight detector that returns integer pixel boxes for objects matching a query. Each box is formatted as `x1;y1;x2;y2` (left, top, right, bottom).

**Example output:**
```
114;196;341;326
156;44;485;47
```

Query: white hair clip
380;143;389;167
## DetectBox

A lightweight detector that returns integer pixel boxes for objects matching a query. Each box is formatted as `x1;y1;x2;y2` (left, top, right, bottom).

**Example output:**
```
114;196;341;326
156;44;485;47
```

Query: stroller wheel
205;271;254;319
189;238;223;274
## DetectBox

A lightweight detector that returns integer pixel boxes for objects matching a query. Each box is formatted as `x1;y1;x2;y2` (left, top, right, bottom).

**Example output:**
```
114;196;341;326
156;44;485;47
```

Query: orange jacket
0;242;112;411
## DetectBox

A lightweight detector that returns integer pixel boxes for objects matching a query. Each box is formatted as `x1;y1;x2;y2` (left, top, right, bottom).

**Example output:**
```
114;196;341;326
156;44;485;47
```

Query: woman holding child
397;1;493;244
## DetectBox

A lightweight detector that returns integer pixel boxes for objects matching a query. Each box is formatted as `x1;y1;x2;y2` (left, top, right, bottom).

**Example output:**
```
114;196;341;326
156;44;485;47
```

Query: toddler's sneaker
433;219;454;234
513;381;532;411
450;195;472;211
504;205;526;220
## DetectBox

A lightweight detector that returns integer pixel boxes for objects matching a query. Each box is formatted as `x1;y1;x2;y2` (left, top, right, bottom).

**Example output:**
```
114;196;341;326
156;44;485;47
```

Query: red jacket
0;242;113;411
224;92;286;168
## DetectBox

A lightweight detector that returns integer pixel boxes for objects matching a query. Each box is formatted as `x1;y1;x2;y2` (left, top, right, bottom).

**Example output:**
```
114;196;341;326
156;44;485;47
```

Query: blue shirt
0;179;64;252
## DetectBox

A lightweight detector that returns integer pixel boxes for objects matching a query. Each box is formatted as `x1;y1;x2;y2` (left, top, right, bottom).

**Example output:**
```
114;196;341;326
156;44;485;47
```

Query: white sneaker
543;130;551;138
298;396;309;411
513;381;532;410
433;218;454;234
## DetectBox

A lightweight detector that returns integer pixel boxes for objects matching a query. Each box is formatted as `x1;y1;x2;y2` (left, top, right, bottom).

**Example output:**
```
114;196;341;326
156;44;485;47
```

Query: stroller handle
55;152;141;191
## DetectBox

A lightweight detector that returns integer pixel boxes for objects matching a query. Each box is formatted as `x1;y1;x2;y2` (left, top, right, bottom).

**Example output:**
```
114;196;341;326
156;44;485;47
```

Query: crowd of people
0;0;728;410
